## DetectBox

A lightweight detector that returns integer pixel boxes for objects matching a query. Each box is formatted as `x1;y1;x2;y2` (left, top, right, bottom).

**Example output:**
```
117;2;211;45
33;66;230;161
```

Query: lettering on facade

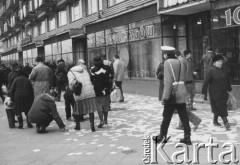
129;25;154;41
105;25;128;45
21;35;32;46
163;0;189;8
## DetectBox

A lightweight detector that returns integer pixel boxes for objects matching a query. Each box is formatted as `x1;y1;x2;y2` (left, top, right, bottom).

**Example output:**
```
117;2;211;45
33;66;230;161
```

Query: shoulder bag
164;60;181;104
70;70;82;96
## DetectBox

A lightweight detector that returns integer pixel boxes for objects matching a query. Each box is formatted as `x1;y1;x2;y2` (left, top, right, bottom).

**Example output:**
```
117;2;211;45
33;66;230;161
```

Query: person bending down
28;93;68;134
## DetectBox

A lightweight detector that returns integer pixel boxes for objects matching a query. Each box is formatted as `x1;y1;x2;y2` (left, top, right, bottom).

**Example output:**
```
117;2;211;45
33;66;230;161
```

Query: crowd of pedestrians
0;54;125;134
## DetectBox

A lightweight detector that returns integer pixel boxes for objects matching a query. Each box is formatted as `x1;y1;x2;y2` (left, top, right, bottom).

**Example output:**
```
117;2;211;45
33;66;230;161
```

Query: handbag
70;70;82;96
163;60;181;105
110;85;121;102
227;92;238;111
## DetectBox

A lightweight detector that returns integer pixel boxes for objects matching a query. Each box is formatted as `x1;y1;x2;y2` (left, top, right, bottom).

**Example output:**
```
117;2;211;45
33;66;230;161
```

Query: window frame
71;0;83;22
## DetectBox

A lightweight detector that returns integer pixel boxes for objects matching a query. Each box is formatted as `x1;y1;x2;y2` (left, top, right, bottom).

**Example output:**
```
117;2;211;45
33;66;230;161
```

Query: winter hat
212;55;224;63
93;56;103;65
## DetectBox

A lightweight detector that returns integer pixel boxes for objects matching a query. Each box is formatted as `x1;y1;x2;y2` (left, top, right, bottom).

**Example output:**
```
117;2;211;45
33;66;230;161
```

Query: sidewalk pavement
0;93;239;165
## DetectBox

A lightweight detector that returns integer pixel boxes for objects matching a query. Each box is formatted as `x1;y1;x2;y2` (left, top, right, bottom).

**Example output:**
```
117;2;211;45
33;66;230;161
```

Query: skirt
96;95;110;112
74;97;99;115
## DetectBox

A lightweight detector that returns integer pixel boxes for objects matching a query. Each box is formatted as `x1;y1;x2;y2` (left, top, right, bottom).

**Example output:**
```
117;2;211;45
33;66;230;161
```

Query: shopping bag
1;85;7;95
110;87;121;103
227;92;238;111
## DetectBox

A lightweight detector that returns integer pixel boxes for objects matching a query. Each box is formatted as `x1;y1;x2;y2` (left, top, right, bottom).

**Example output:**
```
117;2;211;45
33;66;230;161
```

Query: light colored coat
68;65;96;101
162;58;187;104
113;59;125;81
29;63;53;98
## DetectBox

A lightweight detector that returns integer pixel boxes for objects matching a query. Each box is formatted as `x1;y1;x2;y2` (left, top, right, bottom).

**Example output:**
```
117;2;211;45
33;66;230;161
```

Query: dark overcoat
10;76;34;115
202;66;232;117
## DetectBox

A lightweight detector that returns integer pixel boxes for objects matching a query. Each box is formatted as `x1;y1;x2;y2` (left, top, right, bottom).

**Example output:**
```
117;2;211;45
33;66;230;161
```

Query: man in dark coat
0;66;5;102
7;64;21;91
55;59;68;101
201;47;213;78
202;55;232;130
28;93;68;133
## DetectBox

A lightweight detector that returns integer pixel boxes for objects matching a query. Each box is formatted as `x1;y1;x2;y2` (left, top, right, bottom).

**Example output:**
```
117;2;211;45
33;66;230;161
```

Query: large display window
212;5;240;85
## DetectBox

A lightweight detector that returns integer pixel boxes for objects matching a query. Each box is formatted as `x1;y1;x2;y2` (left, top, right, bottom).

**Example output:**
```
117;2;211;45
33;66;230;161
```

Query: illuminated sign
225;6;240;26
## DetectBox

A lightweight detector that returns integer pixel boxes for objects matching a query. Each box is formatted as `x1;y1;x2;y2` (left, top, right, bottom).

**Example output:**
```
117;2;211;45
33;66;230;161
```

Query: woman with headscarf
67;60;98;132
10;70;34;129
202;55;232;130
90;56;112;128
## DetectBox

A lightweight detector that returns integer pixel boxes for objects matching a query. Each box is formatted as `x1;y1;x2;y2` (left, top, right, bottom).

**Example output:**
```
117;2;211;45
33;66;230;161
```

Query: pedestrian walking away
202;55;232;130
113;55;125;102
29;57;53;98
90;56;112;128
10;70;34;129
67;61;99;132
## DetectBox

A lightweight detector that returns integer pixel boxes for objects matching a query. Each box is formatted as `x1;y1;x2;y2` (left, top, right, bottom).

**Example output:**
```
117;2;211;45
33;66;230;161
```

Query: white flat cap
78;59;85;64
161;46;175;51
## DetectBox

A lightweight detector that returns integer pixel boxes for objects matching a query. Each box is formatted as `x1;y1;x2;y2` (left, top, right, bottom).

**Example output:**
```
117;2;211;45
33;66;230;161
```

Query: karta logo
142;136;239;164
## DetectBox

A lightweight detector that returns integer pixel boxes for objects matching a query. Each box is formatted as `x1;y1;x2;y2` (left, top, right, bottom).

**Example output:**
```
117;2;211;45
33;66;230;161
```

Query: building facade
0;0;239;101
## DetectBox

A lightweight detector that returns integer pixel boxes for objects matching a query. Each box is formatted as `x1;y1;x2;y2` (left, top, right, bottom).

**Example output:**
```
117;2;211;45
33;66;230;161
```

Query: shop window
34;0;38;9
40;20;46;34
87;0;102;15
33;25;38;37
62;39;73;64
45;44;52;62
71;0;82;21
129;38;161;79
49;16;55;31
58;9;67;26
108;0;125;7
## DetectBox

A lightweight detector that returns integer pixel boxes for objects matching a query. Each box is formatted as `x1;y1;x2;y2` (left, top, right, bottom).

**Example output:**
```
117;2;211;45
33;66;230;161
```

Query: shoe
38;127;48;134
152;135;168;143
175;126;184;130
91;125;95;132
180;135;192;145
193;119;202;131
104;120;108;125
74;123;81;130
222;117;230;130
192;107;197;111
27;122;33;128
17;116;23;129
119;99;124;102
213;120;221;126
98;121;104;128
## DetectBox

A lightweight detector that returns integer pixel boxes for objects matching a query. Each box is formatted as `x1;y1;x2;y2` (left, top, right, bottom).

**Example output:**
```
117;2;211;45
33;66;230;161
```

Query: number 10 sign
225;6;240;26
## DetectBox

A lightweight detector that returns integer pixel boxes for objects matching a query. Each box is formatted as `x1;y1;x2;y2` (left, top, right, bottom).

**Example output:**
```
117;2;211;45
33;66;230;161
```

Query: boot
5;109;15;128
97;111;104;128
103;111;108;124
73;115;81;130
213;116;221;126
26;116;33;128
89;113;95;132
17;115;23;129
152;134;168;143
221;117;230;130
180;135;192;145
36;124;40;133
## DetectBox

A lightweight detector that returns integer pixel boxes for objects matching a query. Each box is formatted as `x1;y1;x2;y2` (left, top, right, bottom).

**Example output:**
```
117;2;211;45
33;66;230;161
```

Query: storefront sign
225;6;240;26
163;0;188;8
105;25;128;45
129;25;154;41
21;35;32;46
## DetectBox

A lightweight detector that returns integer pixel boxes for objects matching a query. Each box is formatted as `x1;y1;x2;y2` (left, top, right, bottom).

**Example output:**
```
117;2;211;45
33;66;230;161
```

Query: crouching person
28;93;68;134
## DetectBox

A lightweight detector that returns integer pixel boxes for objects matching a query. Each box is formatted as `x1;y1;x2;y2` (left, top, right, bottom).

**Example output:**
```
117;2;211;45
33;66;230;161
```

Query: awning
158;0;211;15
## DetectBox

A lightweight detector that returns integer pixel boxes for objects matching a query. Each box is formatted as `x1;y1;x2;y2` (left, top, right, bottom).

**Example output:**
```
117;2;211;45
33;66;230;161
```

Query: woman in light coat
68;64;99;132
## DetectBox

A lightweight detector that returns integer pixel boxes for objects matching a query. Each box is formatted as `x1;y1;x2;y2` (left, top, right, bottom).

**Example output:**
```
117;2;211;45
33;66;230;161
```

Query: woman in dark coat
202;55;232;130
90;56;112;128
10;70;34;129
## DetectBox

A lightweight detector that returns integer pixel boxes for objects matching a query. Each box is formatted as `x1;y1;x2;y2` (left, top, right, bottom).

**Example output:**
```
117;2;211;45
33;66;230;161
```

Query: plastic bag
110;87;121;103
227;92;238;111
1;85;7;95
